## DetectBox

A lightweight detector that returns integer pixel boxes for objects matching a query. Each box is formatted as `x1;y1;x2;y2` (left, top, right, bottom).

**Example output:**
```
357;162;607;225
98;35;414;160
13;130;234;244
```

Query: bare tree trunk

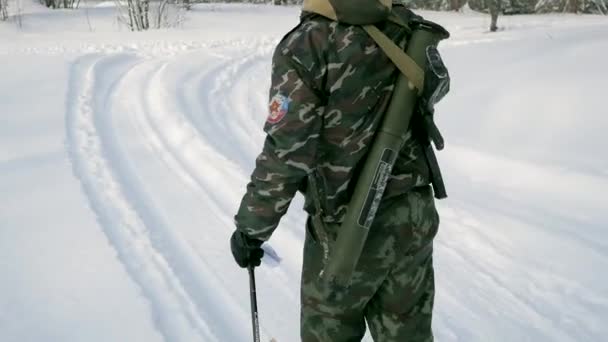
134;0;143;30
128;0;135;31
597;0;608;14
489;0;500;32
0;0;8;21
142;0;149;30
450;0;466;11
568;0;579;12
116;0;177;31
137;1;143;28
157;0;169;28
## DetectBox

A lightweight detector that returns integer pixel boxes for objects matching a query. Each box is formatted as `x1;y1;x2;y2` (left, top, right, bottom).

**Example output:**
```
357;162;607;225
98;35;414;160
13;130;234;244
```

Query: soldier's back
276;8;431;223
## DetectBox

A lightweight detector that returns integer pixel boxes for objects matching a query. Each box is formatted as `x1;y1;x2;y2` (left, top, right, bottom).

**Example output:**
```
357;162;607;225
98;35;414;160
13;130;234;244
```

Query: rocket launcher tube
322;24;448;288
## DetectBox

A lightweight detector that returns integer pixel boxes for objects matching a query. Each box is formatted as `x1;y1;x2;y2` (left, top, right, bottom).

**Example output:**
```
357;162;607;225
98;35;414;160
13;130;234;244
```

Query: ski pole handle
248;266;261;342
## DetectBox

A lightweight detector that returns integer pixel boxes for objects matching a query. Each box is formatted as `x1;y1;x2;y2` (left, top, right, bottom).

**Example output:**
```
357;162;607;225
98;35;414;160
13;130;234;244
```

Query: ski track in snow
182;45;306;311
67;47;551;341
127;43;299;339
195;48;272;167
187;45;309;236
58;28;608;340
65;54;216;342
120;48;285;340
64;39;284;342
64;52;257;342
111;57;259;341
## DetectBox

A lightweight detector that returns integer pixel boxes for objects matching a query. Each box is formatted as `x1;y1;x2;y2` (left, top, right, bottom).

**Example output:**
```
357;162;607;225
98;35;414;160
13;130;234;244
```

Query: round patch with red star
267;93;290;124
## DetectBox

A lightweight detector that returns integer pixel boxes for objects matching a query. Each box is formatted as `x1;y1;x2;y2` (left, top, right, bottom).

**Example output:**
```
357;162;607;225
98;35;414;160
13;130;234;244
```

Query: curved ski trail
112;57;264;341
65;53;248;342
119;48;291;339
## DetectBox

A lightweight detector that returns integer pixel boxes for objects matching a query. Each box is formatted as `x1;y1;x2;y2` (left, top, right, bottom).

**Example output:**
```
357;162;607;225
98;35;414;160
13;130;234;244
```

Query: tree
534;0;607;13
596;0;608;14
489;0;501;31
117;0;150;31
115;0;187;31
42;0;77;9
0;0;8;21
567;0;579;12
450;0;468;10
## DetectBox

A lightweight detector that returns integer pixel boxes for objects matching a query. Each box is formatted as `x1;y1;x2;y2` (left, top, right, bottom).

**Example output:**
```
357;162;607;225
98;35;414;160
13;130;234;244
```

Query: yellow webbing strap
362;24;424;94
302;0;337;20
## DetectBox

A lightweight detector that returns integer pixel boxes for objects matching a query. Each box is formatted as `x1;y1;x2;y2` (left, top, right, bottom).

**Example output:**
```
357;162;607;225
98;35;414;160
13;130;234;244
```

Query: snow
1;3;607;341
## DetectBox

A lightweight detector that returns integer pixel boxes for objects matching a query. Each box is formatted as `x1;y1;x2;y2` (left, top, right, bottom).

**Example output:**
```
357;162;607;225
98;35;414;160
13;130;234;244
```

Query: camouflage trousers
301;186;439;342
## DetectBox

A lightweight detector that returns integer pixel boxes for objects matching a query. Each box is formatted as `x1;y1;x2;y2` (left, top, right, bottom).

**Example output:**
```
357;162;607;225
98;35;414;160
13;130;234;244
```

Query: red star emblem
270;100;280;113
267;94;289;124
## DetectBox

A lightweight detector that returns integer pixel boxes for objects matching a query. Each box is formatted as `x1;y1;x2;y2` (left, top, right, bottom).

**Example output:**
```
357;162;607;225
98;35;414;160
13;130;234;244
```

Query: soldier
230;1;446;341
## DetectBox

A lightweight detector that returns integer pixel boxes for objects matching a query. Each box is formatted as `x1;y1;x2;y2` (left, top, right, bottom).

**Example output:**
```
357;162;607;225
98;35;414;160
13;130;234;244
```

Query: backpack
301;0;451;288
302;0;449;95
302;0;393;25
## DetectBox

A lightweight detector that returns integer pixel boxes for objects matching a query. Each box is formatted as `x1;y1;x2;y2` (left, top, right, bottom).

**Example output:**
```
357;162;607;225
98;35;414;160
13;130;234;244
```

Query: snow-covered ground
1;2;607;341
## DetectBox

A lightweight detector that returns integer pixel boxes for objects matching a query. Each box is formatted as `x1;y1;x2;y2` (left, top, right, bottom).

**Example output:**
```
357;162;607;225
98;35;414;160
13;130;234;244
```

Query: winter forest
1;0;607;31
1;0;607;341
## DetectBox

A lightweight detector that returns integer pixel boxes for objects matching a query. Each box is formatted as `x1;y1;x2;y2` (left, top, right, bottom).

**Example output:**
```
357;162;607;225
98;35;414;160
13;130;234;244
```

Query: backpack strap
387;12;409;30
302;0;337;21
362;24;424;95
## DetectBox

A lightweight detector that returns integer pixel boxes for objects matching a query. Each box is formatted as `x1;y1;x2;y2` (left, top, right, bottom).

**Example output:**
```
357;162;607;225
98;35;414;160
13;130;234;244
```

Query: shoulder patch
267;93;291;124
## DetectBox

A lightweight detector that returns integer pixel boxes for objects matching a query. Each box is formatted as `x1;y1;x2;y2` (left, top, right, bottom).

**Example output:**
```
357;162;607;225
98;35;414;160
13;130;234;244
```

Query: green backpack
302;0;393;25
301;0;451;288
302;0;448;93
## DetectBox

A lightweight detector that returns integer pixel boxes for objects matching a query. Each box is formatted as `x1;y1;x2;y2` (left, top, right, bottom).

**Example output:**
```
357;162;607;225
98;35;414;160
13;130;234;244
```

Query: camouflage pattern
235;6;430;241
302;0;392;25
301;186;438;341
234;5;440;341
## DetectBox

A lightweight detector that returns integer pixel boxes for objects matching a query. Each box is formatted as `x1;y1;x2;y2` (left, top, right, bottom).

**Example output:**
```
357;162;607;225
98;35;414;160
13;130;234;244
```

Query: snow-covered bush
115;0;187;31
116;0;150;30
42;0;78;9
154;0;187;27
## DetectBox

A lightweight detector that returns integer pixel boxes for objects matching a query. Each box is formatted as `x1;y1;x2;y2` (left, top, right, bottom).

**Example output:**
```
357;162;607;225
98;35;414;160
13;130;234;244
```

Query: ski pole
248;265;261;342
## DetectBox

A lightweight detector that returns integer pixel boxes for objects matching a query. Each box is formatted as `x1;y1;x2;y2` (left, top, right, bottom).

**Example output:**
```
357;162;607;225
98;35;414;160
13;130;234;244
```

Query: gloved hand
230;230;264;268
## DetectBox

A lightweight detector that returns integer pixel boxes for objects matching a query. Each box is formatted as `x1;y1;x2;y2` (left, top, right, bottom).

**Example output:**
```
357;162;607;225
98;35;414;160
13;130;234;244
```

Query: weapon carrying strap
302;0;423;92
302;0;337;20
362;23;424;95
307;172;332;278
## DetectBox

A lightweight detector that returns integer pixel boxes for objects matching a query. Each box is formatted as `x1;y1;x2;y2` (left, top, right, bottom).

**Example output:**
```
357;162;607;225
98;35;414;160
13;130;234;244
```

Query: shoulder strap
387;12;408;29
362;24;424;95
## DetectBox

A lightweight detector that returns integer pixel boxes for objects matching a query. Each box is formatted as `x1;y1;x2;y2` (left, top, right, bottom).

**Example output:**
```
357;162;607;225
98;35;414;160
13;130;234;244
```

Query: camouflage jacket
235;6;431;241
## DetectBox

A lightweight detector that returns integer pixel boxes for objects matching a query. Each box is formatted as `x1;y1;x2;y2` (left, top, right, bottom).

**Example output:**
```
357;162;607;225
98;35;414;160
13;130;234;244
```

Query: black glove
230;230;264;268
